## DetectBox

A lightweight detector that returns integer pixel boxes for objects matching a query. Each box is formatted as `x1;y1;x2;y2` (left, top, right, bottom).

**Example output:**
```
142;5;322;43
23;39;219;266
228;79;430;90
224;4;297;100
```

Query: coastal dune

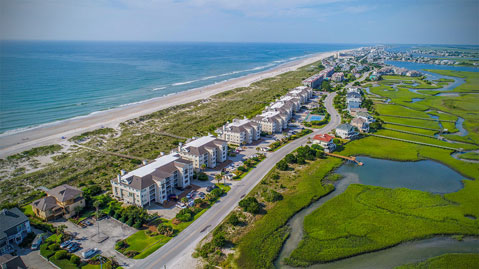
0;50;346;158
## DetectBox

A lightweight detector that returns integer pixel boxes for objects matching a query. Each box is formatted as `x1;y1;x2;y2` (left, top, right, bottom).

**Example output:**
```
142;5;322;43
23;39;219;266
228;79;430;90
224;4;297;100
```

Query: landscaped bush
197;172;209;181
157;224;175;236
124;250;140;258
54;250;68;260
176;208;194;222
70;255;80;265
40;244;55;259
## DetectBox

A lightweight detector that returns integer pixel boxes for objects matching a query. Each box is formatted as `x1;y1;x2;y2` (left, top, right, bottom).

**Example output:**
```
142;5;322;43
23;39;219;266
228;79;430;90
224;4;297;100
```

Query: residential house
0;208;31;255
406;70;422;77
335;123;358;139
312;134;336;153
217;118;261;146
111;153;193;207
346;87;362;94
177;135;228;169
351;117;370;133
0;254;26;269
32;184;85;221
349;107;368;116
346;92;362;102
356;111;375;123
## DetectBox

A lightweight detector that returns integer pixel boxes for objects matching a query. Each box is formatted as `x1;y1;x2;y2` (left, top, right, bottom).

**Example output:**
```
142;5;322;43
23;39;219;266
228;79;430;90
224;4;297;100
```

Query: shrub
210;188;224;199
212;233;226;248
197;172;209;181
262;190;283;202
48;243;60;251
285;154;297;164
54;250;68;260
239;197;261;214
228;214;240;226
124;250;139;258
276;160;289;171
157;224;175;236
70;255;80;265
133;221;142;229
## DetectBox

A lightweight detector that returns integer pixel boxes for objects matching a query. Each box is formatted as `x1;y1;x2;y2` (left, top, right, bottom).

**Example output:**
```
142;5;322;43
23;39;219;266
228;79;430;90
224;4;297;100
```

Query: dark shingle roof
32;196;58;212
0;208;29;234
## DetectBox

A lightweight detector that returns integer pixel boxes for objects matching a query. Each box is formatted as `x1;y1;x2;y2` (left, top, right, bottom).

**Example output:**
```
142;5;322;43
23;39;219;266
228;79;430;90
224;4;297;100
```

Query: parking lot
53;217;138;267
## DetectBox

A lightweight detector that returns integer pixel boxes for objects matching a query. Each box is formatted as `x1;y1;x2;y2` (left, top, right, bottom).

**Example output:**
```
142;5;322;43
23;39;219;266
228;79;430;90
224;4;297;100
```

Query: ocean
0;41;361;134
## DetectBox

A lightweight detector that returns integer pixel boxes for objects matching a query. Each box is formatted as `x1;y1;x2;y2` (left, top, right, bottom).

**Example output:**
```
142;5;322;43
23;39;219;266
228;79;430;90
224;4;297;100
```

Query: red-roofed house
312;134;336;153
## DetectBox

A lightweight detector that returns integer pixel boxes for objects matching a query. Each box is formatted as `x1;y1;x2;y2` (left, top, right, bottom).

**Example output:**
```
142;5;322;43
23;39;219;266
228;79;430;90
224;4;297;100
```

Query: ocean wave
152;87;167;91
172;80;200;86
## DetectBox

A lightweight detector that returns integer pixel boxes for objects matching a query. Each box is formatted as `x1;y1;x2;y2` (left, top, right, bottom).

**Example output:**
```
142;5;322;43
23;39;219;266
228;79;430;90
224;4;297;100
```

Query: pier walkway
325;152;363;165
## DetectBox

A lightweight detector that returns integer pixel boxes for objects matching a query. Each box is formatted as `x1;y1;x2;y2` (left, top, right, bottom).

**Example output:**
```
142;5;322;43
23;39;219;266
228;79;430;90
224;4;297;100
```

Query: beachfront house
312;134;336;153
356;111;375;123
335;123;358;139
177;135;228;169
217;117;261;146
351;117;370;133
31;184;85;221
0;208;31;255
111;153;193;207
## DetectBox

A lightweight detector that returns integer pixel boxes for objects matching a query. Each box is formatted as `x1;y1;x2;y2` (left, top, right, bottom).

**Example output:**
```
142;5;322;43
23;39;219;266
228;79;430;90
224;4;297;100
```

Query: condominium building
177;135;228;169
331;72;344;82
217;117;261;145
286;86;313;103
111;153;193;207
252;110;286;134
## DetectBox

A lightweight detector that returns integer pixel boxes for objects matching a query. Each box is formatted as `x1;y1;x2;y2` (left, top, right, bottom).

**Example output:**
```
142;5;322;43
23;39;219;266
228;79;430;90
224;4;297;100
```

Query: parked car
31;234;45;250
84;220;93;226
188;201;195;207
60;240;72;249
82;248;98;259
176;203;187;209
198;192;206;198
68;243;80;253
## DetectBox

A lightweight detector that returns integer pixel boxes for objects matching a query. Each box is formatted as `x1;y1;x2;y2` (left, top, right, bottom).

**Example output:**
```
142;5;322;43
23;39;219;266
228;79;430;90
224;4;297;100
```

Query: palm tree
93;200;101;220
215;174;222;185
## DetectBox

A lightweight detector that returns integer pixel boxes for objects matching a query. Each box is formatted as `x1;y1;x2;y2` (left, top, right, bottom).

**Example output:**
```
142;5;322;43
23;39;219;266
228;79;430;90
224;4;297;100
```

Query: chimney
142;160;148;165
178;142;183;152
120;169;127;176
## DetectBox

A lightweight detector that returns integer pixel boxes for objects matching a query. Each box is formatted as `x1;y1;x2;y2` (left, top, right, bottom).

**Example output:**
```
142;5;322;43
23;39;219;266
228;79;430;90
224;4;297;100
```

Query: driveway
17;249;55;269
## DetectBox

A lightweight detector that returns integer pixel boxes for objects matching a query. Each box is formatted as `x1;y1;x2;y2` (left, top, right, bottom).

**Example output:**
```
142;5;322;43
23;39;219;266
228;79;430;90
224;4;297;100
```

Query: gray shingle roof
0;208;29;235
46;184;82;202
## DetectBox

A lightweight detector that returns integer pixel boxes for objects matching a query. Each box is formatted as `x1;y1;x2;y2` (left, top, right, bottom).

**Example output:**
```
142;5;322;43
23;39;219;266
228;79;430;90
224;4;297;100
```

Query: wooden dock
326;152;363;166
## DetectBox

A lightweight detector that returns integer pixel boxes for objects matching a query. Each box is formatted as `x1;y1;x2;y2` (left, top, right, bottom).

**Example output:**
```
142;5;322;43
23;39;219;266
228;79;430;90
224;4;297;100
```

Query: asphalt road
135;92;341;269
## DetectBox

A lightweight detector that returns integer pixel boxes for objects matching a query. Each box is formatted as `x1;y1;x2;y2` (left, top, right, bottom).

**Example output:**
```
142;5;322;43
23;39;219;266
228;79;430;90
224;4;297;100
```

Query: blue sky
1;0;478;44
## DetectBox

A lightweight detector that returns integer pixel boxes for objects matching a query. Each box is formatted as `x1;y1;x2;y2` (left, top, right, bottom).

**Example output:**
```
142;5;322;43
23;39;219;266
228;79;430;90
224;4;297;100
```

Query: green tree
276;160;289;171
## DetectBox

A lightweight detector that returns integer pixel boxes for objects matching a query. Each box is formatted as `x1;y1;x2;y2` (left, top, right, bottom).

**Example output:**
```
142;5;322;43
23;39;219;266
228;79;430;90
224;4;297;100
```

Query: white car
82;248;98;259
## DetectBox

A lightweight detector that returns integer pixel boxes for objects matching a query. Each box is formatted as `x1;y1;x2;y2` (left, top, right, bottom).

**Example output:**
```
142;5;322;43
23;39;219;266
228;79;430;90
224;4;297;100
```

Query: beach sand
0;49;349;158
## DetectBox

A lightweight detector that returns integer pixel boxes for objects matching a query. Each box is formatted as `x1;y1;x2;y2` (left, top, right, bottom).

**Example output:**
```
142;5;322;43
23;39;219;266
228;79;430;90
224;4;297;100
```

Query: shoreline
0;48;354;158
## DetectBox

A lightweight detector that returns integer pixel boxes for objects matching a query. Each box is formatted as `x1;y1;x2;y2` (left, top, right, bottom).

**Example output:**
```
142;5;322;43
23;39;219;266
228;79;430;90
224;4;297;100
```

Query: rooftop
122;153;181;179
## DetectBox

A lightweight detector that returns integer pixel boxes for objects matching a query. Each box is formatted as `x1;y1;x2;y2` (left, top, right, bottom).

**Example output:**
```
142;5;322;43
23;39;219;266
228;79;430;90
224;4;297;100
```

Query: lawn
457;151;479;161
396;253;479;269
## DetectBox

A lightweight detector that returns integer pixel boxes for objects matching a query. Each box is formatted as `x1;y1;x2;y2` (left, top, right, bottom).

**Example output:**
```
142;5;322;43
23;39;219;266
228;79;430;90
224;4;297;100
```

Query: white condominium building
111;153;193;207
217;117;261;145
177;135;228;169
252;110;286;134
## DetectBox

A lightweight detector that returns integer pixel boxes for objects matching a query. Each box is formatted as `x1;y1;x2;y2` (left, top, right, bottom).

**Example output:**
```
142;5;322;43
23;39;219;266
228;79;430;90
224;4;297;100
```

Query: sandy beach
0;49;350;158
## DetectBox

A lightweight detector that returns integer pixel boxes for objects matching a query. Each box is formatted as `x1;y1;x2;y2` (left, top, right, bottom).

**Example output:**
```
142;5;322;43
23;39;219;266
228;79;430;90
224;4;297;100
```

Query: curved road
135;92;341;269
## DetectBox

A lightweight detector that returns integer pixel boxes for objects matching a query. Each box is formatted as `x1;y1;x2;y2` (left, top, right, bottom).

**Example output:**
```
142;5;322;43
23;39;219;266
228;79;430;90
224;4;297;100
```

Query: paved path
135;92;341;269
